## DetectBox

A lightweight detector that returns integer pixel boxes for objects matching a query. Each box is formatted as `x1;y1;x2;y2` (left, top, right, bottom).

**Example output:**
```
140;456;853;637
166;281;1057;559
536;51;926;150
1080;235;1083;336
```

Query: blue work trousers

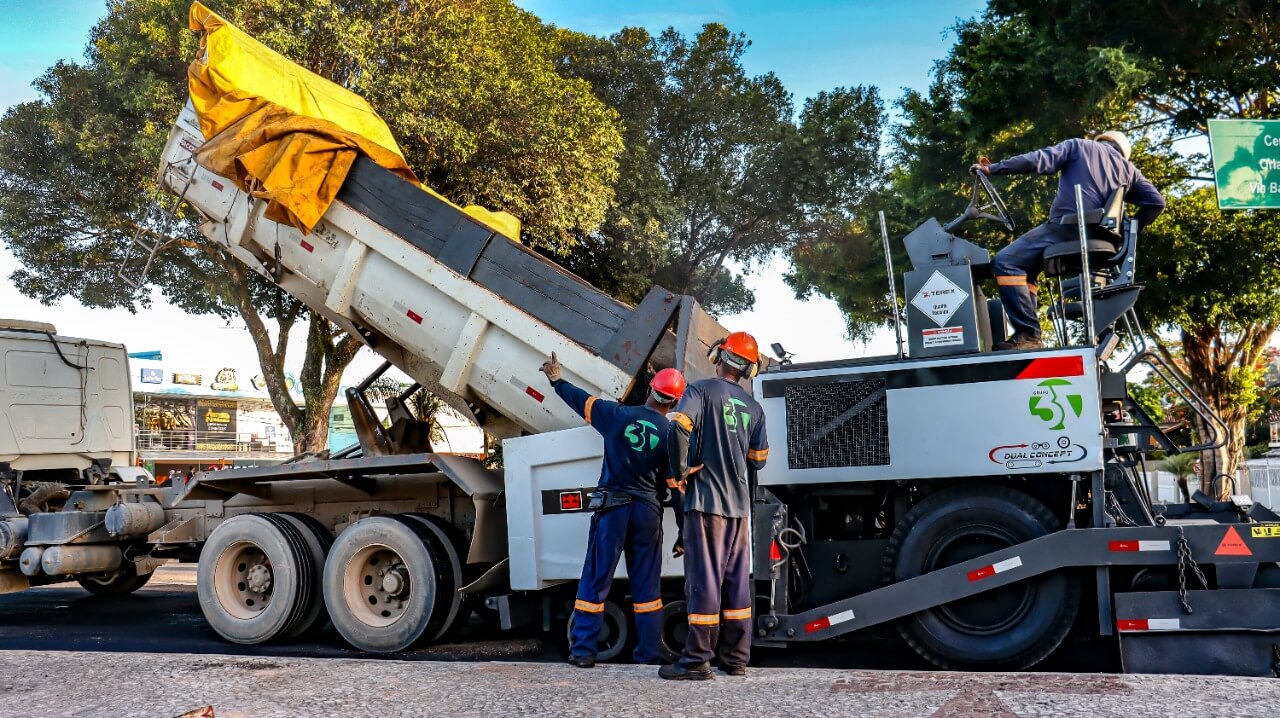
570;500;664;663
679;510;752;669
991;222;1076;338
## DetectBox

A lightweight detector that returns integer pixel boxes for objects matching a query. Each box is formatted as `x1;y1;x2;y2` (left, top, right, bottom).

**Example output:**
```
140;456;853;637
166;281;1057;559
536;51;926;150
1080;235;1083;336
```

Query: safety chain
1176;527;1209;614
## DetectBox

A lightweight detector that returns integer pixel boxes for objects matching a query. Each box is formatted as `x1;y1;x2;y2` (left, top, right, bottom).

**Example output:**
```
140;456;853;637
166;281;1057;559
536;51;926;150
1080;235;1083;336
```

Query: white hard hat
1095;131;1131;160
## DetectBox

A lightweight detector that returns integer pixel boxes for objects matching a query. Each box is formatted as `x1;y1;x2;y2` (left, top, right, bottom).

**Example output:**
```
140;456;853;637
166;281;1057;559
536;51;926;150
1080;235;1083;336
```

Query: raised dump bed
155;103;724;437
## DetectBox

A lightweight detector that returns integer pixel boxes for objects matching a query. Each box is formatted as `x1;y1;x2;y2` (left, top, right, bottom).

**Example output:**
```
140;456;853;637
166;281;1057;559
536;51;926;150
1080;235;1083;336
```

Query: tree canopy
554;24;885;315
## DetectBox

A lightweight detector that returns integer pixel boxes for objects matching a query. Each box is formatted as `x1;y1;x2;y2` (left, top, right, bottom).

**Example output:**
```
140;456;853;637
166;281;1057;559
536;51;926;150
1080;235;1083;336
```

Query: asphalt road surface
0;565;1118;672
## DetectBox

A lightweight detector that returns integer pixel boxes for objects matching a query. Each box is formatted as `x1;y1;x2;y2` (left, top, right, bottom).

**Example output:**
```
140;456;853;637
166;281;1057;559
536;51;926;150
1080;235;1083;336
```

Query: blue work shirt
989;138;1165;226
668;377;769;519
551;378;673;510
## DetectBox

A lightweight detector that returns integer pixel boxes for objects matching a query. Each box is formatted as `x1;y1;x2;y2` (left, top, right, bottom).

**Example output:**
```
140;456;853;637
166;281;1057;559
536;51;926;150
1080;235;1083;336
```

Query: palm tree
1162;451;1198;503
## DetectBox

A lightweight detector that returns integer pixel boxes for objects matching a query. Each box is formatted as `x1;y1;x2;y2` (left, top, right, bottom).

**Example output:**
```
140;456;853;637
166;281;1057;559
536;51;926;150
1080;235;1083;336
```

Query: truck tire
565;600;629;662
883;484;1080;671
279;513;333;638
406;513;464;642
197;513;318;645
657;599;689;664
322;515;447;653
77;566;153;596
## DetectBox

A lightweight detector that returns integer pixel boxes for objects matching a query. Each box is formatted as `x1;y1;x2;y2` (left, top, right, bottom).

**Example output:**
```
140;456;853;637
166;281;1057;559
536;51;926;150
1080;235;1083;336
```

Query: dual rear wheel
196;512;463;652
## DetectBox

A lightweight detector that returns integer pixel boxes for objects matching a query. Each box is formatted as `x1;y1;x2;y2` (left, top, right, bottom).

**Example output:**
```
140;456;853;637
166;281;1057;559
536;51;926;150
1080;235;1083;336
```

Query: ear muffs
706;338;725;365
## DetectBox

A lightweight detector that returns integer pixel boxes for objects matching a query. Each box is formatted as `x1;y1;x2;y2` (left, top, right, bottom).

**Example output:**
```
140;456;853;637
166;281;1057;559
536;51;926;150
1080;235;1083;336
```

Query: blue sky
0;0;984;375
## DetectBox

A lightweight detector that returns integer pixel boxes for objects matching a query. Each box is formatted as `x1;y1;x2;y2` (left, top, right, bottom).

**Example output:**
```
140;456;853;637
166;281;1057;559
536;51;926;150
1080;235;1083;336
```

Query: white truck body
0;323;135;473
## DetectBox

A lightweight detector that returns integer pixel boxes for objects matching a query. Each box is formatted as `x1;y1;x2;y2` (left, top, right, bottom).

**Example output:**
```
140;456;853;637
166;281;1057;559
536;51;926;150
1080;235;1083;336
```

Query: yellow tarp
186;2;520;239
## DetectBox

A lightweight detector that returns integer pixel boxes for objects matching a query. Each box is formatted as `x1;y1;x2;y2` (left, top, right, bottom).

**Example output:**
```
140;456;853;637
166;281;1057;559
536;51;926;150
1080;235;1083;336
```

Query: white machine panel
754;347;1104;486
504;427;683;591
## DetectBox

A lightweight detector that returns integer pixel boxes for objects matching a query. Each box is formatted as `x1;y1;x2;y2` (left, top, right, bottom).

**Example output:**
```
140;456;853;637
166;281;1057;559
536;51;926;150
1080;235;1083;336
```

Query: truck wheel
197;513;318;645
77;566;153;596
406;513;464;642
323;516;447;653
884;484;1080;671
279;513;333;638
565;600;629;662
657;599;689;664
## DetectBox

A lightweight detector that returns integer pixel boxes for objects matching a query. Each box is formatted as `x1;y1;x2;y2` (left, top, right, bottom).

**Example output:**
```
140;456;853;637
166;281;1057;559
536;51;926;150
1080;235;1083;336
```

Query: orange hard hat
721;331;759;365
649;368;686;402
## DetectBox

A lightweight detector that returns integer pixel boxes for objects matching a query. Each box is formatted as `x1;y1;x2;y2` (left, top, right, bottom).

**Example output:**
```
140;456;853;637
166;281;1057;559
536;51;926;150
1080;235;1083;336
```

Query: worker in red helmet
660;331;769;680
540;353;687;668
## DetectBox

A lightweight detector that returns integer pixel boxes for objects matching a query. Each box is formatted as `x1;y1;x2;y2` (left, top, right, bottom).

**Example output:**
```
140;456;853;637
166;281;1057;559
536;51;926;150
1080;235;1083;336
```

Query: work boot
567;655;596;669
658;662;713;680
718;664;747;677
993;333;1043;351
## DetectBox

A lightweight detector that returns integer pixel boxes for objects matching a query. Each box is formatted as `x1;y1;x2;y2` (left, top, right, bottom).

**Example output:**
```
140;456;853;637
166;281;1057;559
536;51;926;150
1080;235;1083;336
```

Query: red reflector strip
804;609;854;633
967;556;1022;582
1109;540;1170;552
525;386;545;402
1016;355;1084;380
1117;618;1180;632
300;240;315;253
405;309;423;324
211;180;224;191
770;541;782;562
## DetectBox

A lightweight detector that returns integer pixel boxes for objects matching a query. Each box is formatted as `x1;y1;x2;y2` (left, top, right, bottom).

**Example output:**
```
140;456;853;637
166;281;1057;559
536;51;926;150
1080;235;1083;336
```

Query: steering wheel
943;170;1017;234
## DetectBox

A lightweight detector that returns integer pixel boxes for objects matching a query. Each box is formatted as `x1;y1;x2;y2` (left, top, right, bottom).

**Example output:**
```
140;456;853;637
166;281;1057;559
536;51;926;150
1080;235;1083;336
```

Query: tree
791;0;1280;485
554;24;885;315
0;0;622;453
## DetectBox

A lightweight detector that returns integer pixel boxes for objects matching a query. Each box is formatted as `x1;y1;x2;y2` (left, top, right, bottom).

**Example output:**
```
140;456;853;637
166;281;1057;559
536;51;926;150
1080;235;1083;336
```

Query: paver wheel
77;565;153;596
323;516;448;653
883;484;1080;671
197;513;319;644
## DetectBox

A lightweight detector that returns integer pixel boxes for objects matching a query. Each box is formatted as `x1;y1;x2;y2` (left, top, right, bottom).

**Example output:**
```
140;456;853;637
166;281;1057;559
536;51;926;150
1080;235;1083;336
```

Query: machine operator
659;331;769;681
973;131;1165;350
540;353;687;668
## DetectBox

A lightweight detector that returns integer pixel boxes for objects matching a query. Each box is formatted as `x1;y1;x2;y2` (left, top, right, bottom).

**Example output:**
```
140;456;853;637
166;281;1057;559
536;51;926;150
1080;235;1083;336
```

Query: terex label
910;271;969;327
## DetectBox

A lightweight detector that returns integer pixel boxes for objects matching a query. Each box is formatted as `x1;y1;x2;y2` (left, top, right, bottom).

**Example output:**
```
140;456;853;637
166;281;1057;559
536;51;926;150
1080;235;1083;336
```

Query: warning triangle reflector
1215;526;1252;556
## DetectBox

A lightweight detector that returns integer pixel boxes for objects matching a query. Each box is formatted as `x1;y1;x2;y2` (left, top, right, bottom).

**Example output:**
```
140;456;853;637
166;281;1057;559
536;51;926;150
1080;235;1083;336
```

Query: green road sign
1208;119;1280;209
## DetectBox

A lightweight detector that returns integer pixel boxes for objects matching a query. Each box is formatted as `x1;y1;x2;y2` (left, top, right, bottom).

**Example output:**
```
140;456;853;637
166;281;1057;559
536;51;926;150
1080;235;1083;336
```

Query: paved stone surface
1;650;1277;718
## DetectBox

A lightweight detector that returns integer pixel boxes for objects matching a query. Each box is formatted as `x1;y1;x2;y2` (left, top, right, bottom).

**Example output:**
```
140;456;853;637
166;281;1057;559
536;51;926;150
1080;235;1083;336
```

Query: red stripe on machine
525;386;545;402
1016;355;1084;380
1117;618;1180;632
1109;540;1170;552
967;556;1022;582
405;309;423;324
300;240;315;253
211;180;224;191
803;609;854;633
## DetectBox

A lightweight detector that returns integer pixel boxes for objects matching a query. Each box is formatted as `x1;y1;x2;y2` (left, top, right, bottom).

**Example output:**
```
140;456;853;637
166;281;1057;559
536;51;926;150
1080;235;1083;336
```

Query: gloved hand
539;352;562;383
672;534;685;558
969;157;992;175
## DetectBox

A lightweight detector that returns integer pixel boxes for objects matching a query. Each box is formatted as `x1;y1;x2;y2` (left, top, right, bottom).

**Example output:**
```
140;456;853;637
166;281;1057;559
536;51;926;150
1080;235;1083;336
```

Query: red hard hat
649;368;686;402
721;331;759;365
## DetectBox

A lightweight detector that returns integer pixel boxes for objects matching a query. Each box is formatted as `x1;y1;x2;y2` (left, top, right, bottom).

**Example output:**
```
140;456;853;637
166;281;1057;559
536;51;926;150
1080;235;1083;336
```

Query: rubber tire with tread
197;513;318;645
565;600;629;662
406;513;465;642
883;484;1080;671
279;512;333;638
322;515;446;653
77;566;154;596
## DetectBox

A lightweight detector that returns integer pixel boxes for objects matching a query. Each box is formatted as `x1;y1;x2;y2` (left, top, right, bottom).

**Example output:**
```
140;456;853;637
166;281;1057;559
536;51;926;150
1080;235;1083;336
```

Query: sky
0;0;985;382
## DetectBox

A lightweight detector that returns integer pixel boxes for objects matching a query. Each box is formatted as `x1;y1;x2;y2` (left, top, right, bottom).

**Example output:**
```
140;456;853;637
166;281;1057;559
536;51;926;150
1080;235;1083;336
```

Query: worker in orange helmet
659;331;769;680
540;354;688;668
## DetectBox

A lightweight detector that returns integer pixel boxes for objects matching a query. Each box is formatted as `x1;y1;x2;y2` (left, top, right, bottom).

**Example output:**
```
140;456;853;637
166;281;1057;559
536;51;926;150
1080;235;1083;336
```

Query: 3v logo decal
1028;379;1083;431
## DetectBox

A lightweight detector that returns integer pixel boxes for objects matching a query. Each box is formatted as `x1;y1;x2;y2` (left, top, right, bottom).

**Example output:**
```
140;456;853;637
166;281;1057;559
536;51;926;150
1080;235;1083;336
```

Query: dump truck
4;4;1280;675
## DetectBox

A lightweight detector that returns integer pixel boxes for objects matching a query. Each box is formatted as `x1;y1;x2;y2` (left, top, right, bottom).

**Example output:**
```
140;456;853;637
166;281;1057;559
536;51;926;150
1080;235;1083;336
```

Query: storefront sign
140;368;163;384
195;398;238;451
173;373;203;386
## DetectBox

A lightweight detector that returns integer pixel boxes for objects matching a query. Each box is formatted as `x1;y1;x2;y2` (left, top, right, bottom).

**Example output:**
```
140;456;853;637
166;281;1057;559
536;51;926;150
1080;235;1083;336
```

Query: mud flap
1116;588;1280;676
